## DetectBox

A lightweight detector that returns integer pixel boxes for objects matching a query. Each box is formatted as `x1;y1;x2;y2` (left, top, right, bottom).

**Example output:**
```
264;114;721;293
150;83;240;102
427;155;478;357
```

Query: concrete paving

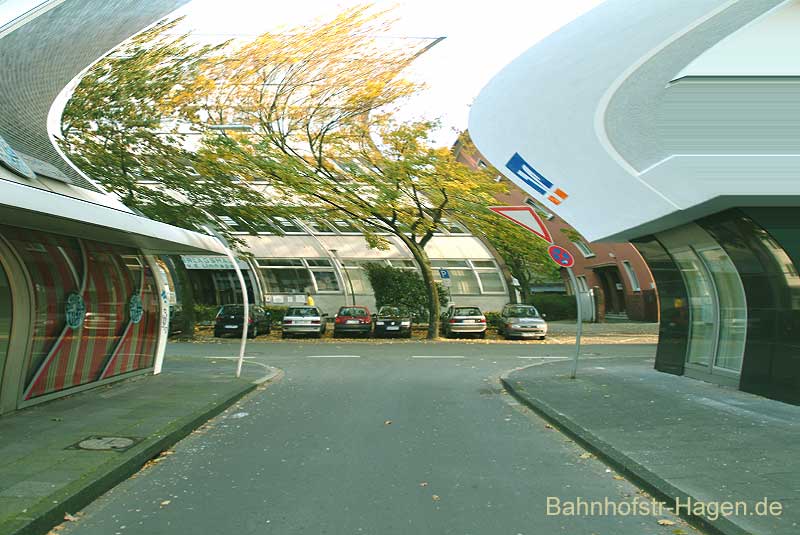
0;356;269;535
57;341;701;535
503;357;800;535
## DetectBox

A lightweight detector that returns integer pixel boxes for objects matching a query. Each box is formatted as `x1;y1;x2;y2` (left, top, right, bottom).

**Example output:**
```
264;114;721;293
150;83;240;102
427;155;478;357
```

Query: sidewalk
0;356;276;535
502;356;799;535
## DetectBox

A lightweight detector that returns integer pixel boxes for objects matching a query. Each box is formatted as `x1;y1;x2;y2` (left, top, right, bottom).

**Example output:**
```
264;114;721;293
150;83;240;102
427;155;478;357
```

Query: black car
213;305;272;338
373;306;413;338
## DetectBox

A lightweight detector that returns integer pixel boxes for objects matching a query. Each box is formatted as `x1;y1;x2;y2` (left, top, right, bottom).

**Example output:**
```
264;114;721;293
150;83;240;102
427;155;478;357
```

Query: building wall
454;134;658;322
180;228;512;317
0;225;159;412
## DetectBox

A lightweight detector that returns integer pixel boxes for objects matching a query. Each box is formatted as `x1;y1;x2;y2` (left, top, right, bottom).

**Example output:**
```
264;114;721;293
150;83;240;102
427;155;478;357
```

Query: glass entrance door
673;246;747;377
673;250;717;368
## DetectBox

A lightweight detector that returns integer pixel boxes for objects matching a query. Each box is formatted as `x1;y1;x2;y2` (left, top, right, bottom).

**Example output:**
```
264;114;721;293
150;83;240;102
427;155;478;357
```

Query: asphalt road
62;341;696;535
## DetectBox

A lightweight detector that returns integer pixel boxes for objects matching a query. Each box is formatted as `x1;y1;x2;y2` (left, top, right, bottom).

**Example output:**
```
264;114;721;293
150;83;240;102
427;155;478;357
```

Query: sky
172;0;605;147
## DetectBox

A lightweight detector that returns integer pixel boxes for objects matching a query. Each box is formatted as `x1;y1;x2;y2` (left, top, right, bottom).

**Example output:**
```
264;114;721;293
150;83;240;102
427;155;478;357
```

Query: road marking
411;355;465;359
204;356;257;360
306;355;361;358
517;356;569;360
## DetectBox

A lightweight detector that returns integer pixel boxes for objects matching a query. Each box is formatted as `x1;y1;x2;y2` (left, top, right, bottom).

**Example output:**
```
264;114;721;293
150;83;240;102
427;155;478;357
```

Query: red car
333;306;372;338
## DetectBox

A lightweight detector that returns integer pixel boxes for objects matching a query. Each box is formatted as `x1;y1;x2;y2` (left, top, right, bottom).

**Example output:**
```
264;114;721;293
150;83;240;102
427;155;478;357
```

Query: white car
497;304;548;340
281;306;327;338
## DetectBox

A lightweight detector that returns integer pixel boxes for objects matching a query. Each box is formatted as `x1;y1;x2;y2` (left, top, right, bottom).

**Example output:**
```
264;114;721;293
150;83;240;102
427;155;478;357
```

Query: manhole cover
67;436;140;452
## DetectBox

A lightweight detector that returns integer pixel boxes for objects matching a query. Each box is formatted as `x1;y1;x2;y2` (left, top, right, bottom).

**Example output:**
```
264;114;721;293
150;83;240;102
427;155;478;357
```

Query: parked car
282;306;327;338
214;305;272;338
333;306;372;338
497;304;548;340
440;305;487;339
373;306;413;338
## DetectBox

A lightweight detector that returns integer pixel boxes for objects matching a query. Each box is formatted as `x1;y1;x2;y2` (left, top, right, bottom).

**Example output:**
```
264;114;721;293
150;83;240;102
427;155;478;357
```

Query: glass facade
0;260;10;384
637;209;800;404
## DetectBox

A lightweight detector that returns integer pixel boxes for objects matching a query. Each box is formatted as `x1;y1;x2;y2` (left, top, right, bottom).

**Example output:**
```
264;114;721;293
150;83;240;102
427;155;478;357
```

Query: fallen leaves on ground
384;420;392;425
419;482;428;487
431;495;440;501
579;452;594;459
63;513;78;522
544;424;553;430
160;500;171;507
657;519;676;526
612;475;625;480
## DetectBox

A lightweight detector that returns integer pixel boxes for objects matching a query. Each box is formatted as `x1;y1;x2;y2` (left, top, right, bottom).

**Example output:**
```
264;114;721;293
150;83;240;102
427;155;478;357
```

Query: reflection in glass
673;250;716;367
0;262;11;377
700;248;747;372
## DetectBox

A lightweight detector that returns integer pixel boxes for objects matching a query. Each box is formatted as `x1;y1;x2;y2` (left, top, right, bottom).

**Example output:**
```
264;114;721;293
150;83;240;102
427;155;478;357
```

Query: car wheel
213;330;222;338
281;331;288;339
248;325;257;339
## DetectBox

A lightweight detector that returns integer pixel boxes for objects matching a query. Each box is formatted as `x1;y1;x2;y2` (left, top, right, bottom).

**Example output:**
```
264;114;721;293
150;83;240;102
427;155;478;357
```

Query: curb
500;370;751;535
5;381;259;535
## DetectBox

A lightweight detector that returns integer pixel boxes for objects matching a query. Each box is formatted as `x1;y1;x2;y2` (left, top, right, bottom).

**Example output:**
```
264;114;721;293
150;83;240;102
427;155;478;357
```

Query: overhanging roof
1;179;226;255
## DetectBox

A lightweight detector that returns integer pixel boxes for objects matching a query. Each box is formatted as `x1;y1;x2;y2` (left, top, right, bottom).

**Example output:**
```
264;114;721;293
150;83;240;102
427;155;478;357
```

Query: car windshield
378;306;403;316
339;307;368;316
454;307;482;316
286;307;319;317
505;306;541;318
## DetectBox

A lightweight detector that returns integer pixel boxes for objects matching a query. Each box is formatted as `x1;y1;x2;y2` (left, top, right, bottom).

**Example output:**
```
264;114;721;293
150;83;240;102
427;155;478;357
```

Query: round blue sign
129;294;144;324
65;292;86;329
548;244;575;268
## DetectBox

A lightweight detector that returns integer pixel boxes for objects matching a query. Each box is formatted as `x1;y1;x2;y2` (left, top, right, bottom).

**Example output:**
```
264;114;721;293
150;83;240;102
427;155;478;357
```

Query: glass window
217;215;244;232
388;259;417;269
430;259;469;268
622;261;641;291
432;267;480;295
306;258;333;267
257;258;303;267
572;240;595;258
331;219;360;233
273;217;304;233
699;248;747;373
471;260;497;269
286;307;320;317
344;267;372;294
251;218;278;234
440;219;469;234
673;249;717;368
311;270;340;292
303;219;335;234
478;272;504;293
260;268;312;294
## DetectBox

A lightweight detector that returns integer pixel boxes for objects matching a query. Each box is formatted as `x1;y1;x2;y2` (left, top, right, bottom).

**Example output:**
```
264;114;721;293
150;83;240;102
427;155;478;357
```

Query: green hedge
193;304;220;325
528;294;577;321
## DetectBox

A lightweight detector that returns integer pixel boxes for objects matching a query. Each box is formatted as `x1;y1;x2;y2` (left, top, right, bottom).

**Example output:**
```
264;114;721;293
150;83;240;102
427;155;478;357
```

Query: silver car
281;306;328;338
498;304;548;340
441;305;487;339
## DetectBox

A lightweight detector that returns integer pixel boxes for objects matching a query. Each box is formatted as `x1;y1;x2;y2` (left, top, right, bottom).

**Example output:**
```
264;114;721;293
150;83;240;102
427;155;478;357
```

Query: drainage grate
67;436;141;452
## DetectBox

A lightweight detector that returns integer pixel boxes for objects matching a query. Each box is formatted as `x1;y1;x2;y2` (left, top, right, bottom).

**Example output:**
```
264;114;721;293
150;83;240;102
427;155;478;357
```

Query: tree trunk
169;255;196;339
403;238;440;340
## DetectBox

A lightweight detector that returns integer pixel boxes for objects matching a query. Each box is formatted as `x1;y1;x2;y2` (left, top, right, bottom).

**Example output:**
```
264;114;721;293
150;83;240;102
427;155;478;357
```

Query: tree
184;6;503;338
470;215;559;304
57;19;288;337
363;264;449;322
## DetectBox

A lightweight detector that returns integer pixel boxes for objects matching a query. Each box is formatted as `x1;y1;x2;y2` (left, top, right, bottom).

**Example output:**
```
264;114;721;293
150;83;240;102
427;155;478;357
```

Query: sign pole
566;267;582;379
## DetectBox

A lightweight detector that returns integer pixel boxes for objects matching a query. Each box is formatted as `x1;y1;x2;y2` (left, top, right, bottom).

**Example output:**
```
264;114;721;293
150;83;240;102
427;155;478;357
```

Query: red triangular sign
488;206;553;244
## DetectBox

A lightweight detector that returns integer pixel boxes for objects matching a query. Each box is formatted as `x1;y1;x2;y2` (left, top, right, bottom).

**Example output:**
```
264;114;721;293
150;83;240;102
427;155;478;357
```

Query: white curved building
470;0;800;404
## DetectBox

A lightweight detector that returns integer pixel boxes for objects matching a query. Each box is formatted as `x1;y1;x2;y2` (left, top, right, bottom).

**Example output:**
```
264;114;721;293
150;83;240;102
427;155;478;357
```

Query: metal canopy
1;180;225;255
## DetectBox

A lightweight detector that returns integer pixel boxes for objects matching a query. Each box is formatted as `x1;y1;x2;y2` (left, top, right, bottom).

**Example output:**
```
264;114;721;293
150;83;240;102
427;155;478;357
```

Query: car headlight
376;321;384;326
